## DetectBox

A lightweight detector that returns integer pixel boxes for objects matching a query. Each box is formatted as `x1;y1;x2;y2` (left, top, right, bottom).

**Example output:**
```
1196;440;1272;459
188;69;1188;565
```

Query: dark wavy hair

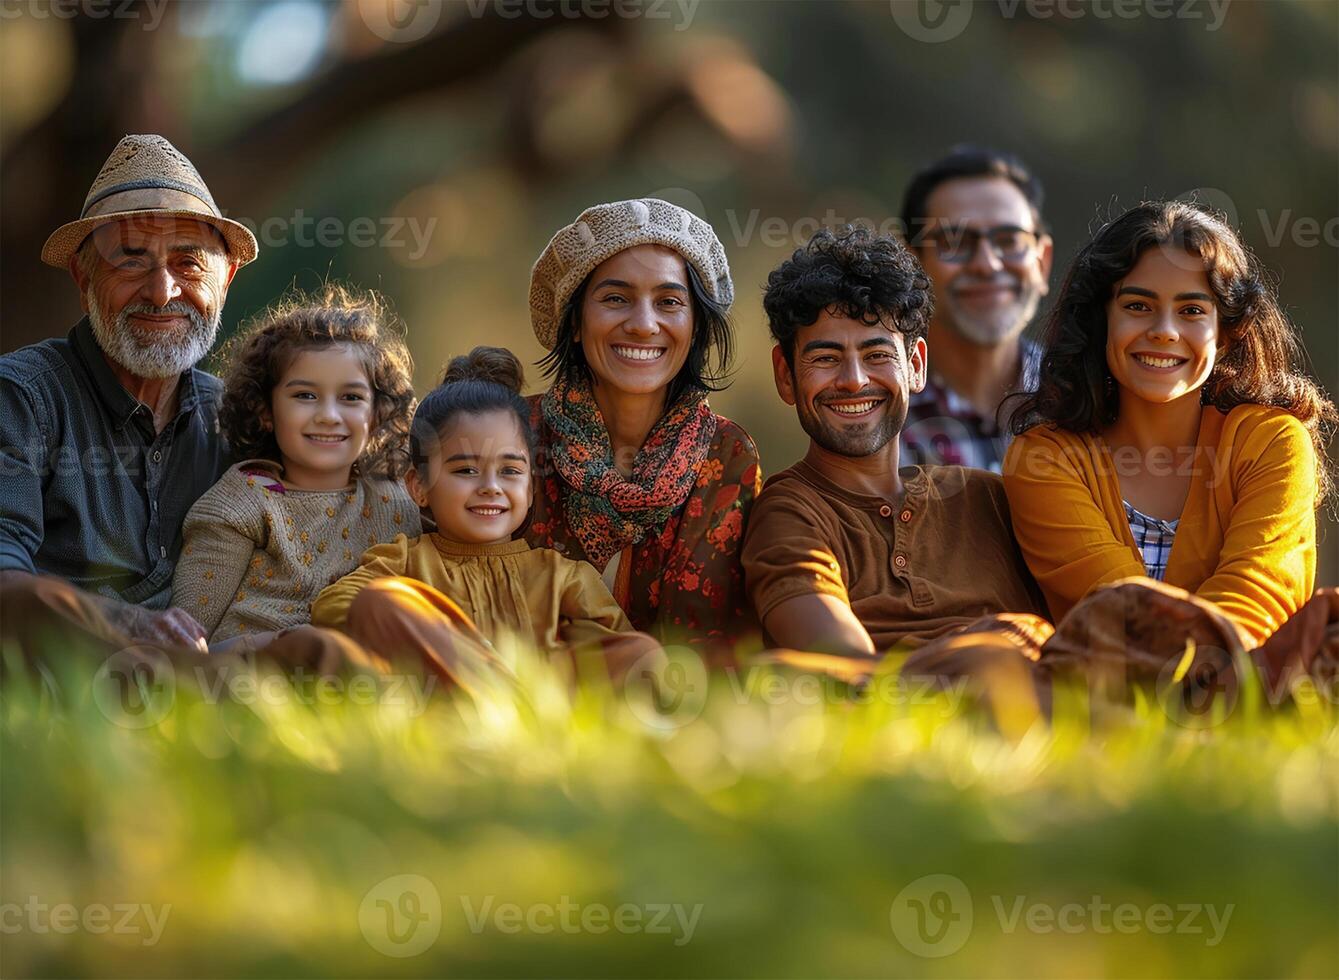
901;145;1047;244
1008;200;1335;499
763;225;934;365
538;259;734;408
411;347;534;483
218;283;416;479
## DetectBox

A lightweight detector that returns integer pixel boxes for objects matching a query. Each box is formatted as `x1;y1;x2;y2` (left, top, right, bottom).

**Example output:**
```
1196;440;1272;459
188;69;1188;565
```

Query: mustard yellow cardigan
1002;404;1317;644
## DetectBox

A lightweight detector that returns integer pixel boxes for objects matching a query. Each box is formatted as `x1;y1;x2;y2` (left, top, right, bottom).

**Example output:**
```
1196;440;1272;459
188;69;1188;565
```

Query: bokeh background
2;0;1335;580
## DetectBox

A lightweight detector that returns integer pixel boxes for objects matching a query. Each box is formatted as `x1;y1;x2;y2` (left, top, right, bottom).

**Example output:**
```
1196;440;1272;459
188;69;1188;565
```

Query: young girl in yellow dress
312;347;657;691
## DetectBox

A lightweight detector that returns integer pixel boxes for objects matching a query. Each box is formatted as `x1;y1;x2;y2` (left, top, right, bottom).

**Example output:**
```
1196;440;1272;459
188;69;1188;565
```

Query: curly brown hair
217;283;416;479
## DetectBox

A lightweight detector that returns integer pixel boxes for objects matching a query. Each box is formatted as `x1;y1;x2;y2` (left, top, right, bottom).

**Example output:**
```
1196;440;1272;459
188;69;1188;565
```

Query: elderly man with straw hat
0;134;256;659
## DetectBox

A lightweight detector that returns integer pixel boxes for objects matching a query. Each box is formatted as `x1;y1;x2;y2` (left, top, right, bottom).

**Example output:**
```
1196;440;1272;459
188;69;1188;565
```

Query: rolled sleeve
742;491;849;621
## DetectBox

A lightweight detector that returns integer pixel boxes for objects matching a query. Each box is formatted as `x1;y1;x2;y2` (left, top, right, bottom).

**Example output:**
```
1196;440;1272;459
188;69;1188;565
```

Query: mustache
119;301;205;325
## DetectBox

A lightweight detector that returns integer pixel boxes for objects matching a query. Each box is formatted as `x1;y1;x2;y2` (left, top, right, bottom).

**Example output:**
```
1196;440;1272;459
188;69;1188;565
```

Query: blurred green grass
2;645;1336;979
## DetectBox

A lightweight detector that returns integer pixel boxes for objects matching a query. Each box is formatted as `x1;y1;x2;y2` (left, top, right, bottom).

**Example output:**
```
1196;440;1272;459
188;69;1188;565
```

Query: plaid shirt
1123;501;1179;582
901;338;1042;474
0;319;228;609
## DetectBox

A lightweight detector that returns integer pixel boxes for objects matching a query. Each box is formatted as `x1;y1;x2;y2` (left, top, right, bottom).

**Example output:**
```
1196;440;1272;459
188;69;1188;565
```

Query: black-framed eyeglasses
921;224;1040;264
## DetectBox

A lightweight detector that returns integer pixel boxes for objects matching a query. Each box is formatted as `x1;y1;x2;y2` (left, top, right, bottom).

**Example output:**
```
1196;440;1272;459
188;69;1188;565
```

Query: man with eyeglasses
899;146;1053;472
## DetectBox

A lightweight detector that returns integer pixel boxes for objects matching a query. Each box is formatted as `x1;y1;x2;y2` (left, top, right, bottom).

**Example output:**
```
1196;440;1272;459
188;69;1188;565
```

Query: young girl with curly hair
171;284;421;644
1004;201;1336;682
312;347;657;693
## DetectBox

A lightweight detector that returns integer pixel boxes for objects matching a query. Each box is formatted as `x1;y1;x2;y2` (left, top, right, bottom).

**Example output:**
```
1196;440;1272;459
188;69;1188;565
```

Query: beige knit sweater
172;460;421;641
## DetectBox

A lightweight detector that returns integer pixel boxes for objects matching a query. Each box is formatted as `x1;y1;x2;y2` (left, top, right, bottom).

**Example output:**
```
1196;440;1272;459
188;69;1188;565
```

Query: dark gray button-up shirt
0;318;228;609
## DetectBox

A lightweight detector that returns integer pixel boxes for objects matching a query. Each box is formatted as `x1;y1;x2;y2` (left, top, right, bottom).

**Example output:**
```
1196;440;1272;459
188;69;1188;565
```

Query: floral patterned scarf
541;375;717;569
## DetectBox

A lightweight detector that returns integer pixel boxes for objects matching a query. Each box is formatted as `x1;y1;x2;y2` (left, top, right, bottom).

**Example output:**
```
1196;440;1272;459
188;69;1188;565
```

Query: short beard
943;280;1043;347
87;293;218;380
796;395;908;459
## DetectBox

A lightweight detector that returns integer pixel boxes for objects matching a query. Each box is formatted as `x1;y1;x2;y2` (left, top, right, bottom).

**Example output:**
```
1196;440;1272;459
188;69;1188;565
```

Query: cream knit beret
528;198;733;350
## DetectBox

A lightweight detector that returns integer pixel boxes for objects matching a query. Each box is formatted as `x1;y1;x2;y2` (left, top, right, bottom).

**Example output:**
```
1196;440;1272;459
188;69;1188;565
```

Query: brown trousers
759;579;1339;725
344;577;662;694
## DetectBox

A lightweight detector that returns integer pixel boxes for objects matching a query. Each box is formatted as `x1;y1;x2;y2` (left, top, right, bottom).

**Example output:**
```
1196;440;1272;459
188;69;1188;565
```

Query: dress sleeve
1195;413;1317;644
655;421;762;649
311;534;412;630
170;472;264;640
1002;429;1144;622
557;558;636;649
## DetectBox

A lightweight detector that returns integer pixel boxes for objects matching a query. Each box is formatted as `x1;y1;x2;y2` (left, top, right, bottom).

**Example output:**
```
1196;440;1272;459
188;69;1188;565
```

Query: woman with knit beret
525;198;762;661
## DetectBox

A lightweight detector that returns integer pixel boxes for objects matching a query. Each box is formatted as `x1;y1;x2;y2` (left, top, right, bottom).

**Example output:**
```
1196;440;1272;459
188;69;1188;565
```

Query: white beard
87;292;219;380
943;280;1044;347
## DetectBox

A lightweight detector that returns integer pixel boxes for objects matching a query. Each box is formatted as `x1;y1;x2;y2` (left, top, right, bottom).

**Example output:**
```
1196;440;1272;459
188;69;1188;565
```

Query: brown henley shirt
742;461;1046;651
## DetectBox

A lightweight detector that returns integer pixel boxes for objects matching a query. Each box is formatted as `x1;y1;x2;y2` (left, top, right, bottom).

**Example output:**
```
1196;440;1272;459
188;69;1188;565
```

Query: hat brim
41;209;259;269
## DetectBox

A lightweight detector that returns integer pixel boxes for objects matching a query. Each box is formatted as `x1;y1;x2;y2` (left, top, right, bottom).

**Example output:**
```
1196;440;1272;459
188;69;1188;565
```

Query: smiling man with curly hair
743;226;1049;677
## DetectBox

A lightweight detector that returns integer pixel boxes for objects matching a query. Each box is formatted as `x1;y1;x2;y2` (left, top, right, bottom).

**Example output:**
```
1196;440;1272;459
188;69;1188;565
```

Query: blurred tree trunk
1;0;620;352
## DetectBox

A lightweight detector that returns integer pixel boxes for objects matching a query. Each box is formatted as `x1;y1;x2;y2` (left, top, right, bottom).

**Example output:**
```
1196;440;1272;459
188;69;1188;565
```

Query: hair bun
441;346;525;393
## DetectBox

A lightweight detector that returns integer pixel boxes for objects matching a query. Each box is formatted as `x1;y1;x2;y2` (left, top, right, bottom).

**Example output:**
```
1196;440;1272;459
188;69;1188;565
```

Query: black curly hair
762;225;934;365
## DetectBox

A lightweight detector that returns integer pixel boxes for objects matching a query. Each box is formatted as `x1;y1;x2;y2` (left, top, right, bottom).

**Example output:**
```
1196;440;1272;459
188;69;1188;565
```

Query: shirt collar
791;458;929;510
70;316;204;430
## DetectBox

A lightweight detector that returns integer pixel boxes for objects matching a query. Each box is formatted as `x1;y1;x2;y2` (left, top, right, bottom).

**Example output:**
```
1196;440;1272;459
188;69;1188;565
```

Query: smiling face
407;409;532;546
75;216;238;379
773;309;927;458
265;346;375;490
1105;247;1220;410
915;176;1051;348
577;244;694;401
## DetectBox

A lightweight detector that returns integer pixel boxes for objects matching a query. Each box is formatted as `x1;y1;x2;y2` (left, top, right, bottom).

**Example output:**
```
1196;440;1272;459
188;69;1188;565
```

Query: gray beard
87;293;218;380
943;281;1043;347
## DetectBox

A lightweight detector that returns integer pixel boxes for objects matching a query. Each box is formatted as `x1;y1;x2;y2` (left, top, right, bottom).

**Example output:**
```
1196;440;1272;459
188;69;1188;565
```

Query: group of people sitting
1;134;1335;715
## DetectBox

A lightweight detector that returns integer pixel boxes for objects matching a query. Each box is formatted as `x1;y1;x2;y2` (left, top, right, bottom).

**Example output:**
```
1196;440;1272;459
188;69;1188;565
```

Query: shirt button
878;505;892;518
894;554;908;569
900;509;913;523
152;450;162;462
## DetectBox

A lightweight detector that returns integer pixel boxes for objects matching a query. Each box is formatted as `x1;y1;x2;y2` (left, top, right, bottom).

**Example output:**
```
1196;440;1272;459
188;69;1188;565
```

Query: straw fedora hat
41;134;258;269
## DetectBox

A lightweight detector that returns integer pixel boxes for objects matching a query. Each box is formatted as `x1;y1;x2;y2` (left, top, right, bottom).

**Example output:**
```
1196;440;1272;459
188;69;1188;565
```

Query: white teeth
1134;354;1183;368
613;346;664;361
305;434;346;442
829;400;878;415
471;507;504;515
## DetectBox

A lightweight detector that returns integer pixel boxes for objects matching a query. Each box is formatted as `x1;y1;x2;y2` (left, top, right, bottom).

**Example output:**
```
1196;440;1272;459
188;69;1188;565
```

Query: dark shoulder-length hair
1008;200;1335;497
537;259;734;408
217;283;416;479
